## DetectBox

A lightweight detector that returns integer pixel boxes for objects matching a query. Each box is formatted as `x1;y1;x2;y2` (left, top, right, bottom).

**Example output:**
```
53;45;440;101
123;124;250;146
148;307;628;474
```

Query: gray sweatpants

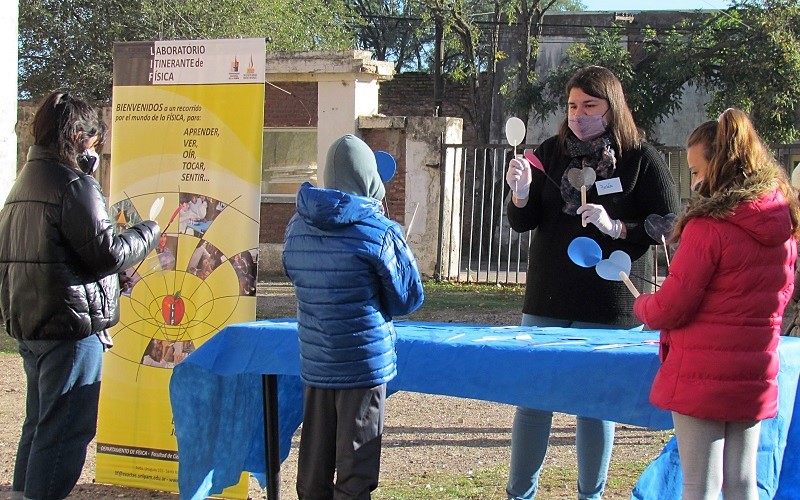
672;411;761;500
296;384;386;500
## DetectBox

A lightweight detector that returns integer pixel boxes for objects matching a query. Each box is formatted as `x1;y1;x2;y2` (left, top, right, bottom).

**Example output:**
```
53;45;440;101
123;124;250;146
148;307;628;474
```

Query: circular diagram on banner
110;191;259;372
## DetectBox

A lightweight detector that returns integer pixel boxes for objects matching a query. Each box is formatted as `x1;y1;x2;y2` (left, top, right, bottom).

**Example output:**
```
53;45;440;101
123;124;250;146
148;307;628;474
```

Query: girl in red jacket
634;108;800;499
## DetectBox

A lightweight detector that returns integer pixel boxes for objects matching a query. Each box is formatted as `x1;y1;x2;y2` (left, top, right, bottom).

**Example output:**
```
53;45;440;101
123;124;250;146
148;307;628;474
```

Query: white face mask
568;114;608;142
77;149;100;174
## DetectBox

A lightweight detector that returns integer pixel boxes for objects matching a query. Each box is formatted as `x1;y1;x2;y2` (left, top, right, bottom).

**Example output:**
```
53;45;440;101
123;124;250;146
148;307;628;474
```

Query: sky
580;0;731;10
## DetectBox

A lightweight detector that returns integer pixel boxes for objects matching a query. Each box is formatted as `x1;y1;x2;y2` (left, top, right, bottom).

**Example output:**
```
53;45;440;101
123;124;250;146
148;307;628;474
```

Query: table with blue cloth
169;320;800;499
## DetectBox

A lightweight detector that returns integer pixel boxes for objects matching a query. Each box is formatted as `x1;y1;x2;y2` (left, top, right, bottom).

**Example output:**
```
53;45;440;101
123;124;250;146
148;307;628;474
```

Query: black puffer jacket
0;146;159;341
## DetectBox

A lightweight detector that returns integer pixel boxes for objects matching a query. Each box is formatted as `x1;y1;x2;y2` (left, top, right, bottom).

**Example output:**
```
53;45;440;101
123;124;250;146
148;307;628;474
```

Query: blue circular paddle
375;151;396;183
568;237;602;268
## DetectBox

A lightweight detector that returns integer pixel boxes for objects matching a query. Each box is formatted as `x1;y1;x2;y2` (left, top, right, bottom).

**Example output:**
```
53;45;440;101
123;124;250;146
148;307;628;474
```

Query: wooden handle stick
581;185;587;227
619;271;640;297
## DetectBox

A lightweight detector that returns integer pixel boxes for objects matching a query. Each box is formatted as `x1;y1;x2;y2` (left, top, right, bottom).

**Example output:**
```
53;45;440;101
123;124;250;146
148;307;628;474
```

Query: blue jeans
13;335;103;500
506;314;634;500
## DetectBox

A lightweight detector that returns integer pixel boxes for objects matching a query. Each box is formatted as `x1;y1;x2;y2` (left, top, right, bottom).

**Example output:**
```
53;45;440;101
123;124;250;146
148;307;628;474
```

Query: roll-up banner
96;38;266;497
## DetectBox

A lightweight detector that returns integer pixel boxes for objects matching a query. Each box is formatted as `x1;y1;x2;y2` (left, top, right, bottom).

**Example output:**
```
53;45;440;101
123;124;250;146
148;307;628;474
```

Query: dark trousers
13;335;103;500
296;384;386;500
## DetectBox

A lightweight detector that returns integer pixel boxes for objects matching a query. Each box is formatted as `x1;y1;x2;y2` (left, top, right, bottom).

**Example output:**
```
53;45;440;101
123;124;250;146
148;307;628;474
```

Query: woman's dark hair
94;120;108;152
30;92;104;170
557;66;641;155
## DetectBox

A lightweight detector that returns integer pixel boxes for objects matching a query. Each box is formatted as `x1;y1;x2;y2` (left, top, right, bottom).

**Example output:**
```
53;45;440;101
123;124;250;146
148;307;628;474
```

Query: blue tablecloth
169;320;800;499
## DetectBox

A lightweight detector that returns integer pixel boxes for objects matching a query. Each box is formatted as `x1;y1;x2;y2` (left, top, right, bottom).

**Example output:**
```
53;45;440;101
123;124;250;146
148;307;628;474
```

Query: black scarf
561;133;618;215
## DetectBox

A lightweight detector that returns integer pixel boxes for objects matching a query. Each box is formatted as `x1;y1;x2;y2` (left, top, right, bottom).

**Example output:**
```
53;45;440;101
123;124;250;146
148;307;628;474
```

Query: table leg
263;374;281;500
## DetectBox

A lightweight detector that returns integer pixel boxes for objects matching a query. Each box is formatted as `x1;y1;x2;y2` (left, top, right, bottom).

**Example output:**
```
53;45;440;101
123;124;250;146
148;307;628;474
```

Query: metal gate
435;143;533;284
434;143;709;285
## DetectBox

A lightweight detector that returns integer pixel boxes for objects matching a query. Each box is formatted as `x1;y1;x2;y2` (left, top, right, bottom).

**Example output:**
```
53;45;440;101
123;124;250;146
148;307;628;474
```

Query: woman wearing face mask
76;124;103;175
504;66;681;499
0;91;160;500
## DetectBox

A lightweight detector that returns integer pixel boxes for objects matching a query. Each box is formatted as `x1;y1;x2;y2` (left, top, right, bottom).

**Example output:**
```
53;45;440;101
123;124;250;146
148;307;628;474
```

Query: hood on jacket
296;182;382;230
323;134;385;201
726;189;793;246
679;164;794;247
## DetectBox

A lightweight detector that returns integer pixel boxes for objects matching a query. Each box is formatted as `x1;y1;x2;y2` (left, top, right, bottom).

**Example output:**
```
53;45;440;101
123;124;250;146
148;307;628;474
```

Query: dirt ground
0;282;670;499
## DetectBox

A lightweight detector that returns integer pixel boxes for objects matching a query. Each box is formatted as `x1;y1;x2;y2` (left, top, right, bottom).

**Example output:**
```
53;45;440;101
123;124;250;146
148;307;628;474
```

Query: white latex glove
506;157;532;199
577;203;620;238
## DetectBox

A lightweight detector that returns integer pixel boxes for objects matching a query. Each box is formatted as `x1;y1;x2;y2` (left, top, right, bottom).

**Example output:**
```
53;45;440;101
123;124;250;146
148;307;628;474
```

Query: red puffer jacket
634;187;796;421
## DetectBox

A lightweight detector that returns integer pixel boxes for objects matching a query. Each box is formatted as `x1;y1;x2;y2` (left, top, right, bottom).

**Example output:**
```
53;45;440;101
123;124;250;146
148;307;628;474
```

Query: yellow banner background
97;41;265;498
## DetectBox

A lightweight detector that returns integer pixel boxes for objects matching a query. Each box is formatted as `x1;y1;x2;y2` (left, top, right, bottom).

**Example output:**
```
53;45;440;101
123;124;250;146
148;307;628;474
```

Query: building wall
264;81;318;128
360;124;407;226
380;72;487;146
359;115;464;278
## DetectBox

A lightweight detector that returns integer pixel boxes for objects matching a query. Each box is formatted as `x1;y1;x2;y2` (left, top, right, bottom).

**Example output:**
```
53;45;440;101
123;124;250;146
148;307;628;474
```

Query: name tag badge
595;177;623;195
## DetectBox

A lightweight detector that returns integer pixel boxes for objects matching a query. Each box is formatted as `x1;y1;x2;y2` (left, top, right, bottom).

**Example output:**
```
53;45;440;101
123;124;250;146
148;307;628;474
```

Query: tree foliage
531;0;800;144
498;0;583;117
692;0;800;144
348;0;433;72
396;0;579;142
19;0;800;144
18;0;355;102
19;0;144;102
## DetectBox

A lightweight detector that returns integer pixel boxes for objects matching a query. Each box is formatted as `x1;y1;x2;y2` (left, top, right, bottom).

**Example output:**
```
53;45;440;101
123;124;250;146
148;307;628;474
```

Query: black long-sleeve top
507;136;681;326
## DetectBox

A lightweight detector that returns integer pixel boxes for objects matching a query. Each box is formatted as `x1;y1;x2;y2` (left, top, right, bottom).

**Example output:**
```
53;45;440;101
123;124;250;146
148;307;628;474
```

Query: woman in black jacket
504;67;680;499
0;91;159;500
